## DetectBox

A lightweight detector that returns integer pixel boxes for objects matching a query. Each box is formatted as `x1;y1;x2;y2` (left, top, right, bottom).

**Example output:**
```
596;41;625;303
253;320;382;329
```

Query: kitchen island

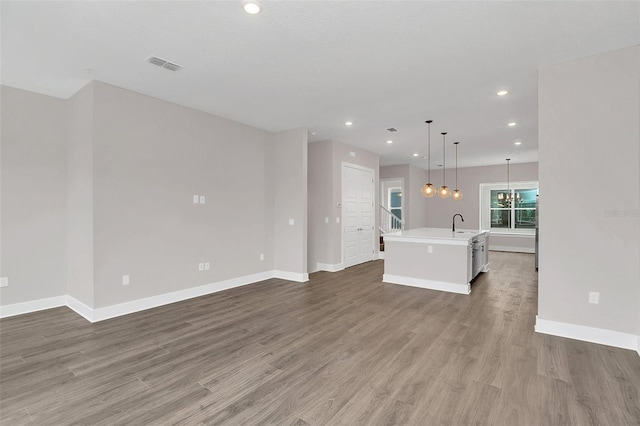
382;228;490;295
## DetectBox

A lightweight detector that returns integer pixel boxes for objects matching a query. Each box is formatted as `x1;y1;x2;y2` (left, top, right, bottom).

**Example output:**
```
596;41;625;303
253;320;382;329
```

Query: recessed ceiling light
243;2;261;14
497;90;509;96
508;122;517;127
387;140;393;144
345;121;353;126
413;153;419;157
514;141;522;145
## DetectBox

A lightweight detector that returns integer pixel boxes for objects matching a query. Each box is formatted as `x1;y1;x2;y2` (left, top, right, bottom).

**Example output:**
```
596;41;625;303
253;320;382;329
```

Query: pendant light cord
454;142;459;188
507;159;510;193
426;120;432;182
442;133;447;184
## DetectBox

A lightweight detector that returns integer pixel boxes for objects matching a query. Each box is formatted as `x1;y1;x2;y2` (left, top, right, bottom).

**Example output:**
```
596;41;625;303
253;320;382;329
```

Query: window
388;187;402;222
480;181;538;234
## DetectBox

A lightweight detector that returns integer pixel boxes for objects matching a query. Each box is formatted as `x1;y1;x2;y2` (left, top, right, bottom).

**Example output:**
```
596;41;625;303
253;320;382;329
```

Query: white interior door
343;164;374;268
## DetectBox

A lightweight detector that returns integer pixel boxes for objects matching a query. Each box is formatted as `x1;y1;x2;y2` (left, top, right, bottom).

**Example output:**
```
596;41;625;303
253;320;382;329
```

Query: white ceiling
2;1;639;168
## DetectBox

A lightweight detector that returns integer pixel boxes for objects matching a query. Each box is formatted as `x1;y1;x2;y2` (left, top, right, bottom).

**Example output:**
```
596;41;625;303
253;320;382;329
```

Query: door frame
341;162;376;267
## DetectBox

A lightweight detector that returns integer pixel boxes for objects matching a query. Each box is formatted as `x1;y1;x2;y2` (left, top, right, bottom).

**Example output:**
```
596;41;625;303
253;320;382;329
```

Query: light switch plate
589;291;599;304
325;217;329;224
204;262;210;270
193;195;199;204
199;196;206;204
0;277;8;288
122;275;130;286
289;218;295;226
198;263;204;271
260;253;264;261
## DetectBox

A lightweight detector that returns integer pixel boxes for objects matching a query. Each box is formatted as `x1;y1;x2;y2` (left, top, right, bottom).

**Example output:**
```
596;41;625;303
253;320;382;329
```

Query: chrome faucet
452;214;464;232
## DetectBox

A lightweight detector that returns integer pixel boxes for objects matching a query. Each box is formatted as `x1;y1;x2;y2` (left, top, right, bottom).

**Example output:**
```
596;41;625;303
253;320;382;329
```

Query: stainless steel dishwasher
471;238;481;278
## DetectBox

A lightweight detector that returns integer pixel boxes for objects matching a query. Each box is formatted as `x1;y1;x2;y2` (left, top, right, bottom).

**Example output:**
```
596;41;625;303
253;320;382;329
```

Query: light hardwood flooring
1;252;639;425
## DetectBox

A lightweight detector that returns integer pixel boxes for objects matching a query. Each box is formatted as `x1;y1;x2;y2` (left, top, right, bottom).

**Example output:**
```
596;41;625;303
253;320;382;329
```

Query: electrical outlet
122;275;130;286
0;277;8;288
193;195;199;204
260;253;264;261
289;218;295;226
336;217;340;224
204;262;210;270
427;246;433;254
325;217;329;224
589;292;599;304
198;263;204;271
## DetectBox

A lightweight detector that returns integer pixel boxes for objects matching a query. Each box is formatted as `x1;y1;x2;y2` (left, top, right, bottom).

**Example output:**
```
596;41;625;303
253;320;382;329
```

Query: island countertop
382;227;491;294
383;227;490;246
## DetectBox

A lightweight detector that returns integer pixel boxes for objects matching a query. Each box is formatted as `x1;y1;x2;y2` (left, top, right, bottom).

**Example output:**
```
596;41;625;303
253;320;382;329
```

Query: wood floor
1;252;639;425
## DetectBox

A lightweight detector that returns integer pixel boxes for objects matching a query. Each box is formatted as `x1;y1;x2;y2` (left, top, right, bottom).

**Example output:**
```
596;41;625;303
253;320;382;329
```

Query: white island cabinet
382;228;490;295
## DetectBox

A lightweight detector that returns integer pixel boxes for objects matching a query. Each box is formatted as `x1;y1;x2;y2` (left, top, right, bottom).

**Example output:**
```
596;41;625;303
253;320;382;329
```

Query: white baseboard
0;296;67;318
1;270;310;322
91;271;277;322
383;274;471;295
315;262;345;273
376;252;384;260
273;270;309;283
535;316;640;353
66;296;95;322
490;246;535;254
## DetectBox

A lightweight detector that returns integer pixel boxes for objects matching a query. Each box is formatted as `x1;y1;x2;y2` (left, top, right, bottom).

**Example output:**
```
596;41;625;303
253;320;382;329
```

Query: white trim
383;273;471;295
315;262;345;272
376;252;384;260
0;271;300;323
490;246;535;254
66;296;95;322
535;316;640;352
0;296;67;318
273;270;309;282
637;335;640;357
479;180;538;231
91;271;276;322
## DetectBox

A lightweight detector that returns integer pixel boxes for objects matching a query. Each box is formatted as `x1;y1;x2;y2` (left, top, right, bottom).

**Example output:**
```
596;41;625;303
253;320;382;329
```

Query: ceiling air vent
145;56;183;72
386;127;397;132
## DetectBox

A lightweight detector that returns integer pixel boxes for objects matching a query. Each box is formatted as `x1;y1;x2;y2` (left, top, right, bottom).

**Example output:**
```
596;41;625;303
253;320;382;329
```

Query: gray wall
1;82;311;311
381;161;538;251
1;86;68;304
67;83;95;306
409;165;429;229
273;128;308;278
423;162;538;253
90;82;278;308
308;141;333;269
308;140;379;270
538;45;640;336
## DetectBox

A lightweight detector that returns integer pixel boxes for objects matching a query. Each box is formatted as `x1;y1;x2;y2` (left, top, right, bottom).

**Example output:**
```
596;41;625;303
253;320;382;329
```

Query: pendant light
438;132;451;198
421;120;435;198
452;142;462;200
